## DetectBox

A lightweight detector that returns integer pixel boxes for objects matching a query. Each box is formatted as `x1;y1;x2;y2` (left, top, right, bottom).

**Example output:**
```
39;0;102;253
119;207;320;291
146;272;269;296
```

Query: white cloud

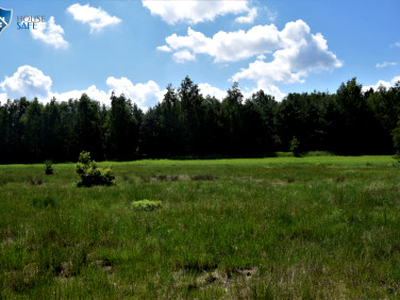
159;20;341;100
235;7;257;24
160;20;341;69
173;50;196;63
256;85;286;101
54;78;164;109
392;76;400;85
0;66;163;109
376;61;398;68
142;0;250;24
0;65;52;100
363;76;400;92
233;57;305;86
162;25;281;63
242;85;286;102
53;79;163;109
0;93;7;103
395;42;400;47
106;77;163;106
231;20;342;98
30;16;68;49
198;83;227;100
67;3;121;33
156;45;172;52
198;83;284;102
52;85;110;105
0;65;288;107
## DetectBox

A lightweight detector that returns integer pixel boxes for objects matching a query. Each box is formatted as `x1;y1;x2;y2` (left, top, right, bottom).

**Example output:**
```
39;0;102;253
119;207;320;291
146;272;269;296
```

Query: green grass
1;155;400;298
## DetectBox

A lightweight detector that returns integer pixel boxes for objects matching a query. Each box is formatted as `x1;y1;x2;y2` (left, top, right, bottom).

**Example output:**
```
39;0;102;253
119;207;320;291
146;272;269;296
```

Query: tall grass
1;156;400;298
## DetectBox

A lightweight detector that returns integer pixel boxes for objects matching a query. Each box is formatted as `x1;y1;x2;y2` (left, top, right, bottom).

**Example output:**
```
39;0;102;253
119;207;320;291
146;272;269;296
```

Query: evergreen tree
244;90;278;154
75;94;104;160
105;93;138;160
179;76;203;154
335;78;374;154
21;98;43;162
221;82;244;154
42;98;62;161
1;98;30;163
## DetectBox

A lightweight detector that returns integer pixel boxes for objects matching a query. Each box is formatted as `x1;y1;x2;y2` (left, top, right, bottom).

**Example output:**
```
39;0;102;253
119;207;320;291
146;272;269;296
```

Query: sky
0;0;399;109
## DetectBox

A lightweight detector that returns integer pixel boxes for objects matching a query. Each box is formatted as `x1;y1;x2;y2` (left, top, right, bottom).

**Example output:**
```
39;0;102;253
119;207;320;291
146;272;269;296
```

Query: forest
0;77;399;164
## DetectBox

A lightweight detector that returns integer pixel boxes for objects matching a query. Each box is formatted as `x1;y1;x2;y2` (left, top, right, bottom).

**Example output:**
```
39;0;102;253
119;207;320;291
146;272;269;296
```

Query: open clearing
1;156;400;298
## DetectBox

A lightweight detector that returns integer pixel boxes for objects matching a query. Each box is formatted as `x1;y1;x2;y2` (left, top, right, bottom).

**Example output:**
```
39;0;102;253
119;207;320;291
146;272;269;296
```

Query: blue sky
0;0;399;108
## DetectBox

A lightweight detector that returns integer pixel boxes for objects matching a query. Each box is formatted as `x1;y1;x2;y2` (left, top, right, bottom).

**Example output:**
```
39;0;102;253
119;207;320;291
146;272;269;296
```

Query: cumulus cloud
235;7;258;24
53;78;164;109
159;20;341;99
0;66;108;105
142;0;250;25
0;65;52;100
0;93;7;103
160;20;341;70
54;78;164;109
258;85;286;101
67;3;121;33
173;50;196;63
231;20;342;99
363;76;400;92
376;61;398;68
52;85;110;105
161;25;281;63
197;83;284;102
233;57;305;86
0;66;164;109
393;76;400;84
157;45;172;52
198;83;227;100
30;16;69;49
106;77;164;106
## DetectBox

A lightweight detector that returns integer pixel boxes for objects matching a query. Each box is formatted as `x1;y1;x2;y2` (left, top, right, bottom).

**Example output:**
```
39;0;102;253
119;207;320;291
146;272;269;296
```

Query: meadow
1;155;400;298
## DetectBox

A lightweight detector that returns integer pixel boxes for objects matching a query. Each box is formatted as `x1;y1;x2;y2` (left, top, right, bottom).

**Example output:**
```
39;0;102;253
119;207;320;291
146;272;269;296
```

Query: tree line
0;76;399;163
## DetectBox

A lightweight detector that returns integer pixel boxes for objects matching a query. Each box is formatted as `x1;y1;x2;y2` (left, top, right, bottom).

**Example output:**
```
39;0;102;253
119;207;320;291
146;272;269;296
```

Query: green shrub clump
290;136;301;157
131;199;162;211
44;160;54;175
76;151;115;187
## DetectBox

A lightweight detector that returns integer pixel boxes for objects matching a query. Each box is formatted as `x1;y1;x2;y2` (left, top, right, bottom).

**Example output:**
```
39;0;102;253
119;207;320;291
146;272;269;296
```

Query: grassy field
1;155;400;298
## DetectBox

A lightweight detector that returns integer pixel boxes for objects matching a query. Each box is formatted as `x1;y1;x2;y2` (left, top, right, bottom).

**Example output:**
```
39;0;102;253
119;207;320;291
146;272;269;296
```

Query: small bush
76;151;115;187
290;136;301;157
44;160;54;175
131;199;162;211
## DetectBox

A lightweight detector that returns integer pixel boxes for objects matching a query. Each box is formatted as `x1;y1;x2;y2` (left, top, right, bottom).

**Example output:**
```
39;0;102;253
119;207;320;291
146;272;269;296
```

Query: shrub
131;200;162;211
76;151;115;187
290;136;301;157
44;160;54;175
